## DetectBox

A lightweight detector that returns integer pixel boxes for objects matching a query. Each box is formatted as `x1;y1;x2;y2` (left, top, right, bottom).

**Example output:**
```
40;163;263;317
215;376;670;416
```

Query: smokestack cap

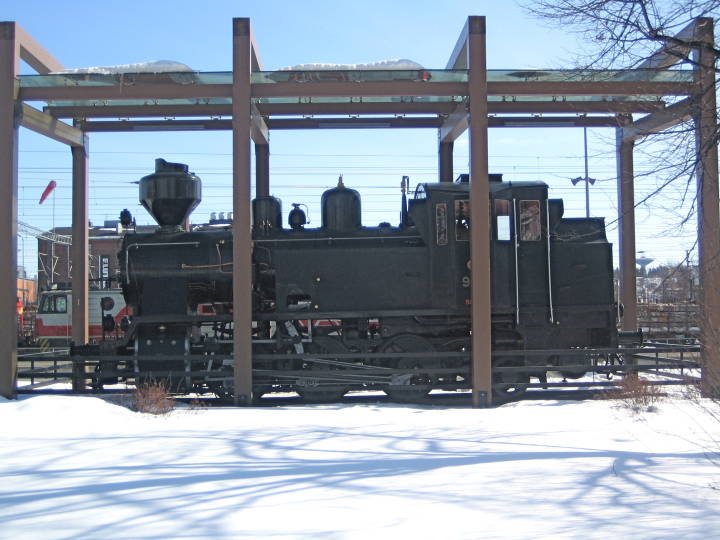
139;159;201;228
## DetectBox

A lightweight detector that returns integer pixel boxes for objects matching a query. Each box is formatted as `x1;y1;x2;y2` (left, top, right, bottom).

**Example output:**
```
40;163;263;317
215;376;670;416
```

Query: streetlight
571;127;596;218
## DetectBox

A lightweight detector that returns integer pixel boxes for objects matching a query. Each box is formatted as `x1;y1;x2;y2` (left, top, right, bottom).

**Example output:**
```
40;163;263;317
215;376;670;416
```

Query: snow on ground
1;394;719;539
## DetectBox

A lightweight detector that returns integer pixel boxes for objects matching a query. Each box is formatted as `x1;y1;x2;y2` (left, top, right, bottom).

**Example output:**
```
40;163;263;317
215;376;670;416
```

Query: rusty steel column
439;141;454;182
467;16;492;407
71;135;90;341
232;18;253;405
616;124;637;331
255;143;270;198
0;23;18;399
694;18;720;396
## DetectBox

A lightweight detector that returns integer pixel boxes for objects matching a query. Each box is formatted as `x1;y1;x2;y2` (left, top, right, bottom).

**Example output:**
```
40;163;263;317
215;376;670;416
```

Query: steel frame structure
0;16;717;405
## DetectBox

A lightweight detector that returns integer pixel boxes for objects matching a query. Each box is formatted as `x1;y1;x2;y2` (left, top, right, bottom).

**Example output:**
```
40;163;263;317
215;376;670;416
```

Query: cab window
39;294;68;314
495;199;511;241
519;200;541;241
454;199;470;241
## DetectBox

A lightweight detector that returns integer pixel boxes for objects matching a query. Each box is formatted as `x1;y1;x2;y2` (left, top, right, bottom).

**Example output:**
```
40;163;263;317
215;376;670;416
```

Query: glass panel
46;98;233;107
252;69;467;84
19;67;693;88
486;69;694;83
20;71;233;87
495;199;510;216
495;199;511;242
497;216;511;241
55;296;67;314
455;199;470;241
18;67;691;110
519;200;541;242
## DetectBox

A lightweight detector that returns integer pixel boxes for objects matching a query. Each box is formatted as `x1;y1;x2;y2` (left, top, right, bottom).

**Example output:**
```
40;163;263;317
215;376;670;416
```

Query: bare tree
522;1;719;230
523;1;720;69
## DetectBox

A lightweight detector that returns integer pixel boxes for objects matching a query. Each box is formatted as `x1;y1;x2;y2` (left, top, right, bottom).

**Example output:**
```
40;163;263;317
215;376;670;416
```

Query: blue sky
6;0;696;276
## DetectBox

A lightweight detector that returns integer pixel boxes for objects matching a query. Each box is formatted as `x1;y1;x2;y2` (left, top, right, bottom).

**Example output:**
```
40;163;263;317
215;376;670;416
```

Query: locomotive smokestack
139;159;201;230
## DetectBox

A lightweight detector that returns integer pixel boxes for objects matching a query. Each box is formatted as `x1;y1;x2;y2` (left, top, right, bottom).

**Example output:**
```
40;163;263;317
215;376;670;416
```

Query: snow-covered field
1;393;719;539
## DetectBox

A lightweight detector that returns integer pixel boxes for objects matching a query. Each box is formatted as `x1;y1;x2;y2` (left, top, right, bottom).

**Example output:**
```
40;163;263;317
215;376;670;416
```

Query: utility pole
571;127;596;217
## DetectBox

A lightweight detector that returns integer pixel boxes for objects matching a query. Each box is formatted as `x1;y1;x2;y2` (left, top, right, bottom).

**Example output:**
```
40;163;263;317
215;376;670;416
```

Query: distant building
37;221;156;291
17;277;37;305
37;214;233;292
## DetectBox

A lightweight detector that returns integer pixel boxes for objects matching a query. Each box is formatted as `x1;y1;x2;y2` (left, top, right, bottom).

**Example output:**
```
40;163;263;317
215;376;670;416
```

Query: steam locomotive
80;158;622;402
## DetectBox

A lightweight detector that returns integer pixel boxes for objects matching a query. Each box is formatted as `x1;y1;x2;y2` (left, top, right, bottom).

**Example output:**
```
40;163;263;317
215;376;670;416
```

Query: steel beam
77;117;441;132
79;119;232;132
255;143;269;198
70;133;89;379
45;103;234;119
19;104;84;146
232;18;253;405
0;22;18;399
23;81;467;101
250;103;269;144
693;18;720;396
487;81;695;96
71;115;623;132
467;17;492;407
252;81;467;99
438;141;454;182
616;119;637;331
20;84;232;101
446;21;469;69
257;101;459;116
267;117;443;129
637;19;698;69
15;24;63;74
248;26;263;72
489;100;666;114
439;101;468;142
20;81;692;106
490;116;621;128
43;99;666;120
622;98;692;141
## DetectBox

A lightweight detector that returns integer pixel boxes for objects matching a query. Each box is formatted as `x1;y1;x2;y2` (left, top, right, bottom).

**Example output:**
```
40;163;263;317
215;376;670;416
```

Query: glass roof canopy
18;69;694;111
19;68;694;87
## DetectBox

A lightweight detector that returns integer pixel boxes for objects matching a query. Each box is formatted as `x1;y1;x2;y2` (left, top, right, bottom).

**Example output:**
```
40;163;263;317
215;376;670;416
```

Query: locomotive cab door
490;197;517;316
513;195;554;327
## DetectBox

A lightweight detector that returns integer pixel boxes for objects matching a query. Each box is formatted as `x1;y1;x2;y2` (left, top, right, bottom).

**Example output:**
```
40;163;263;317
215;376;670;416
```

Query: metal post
255;143;270;198
0;22;18;399
232;18;253;405
693;18;720;396
616;122;637;331
439;141;454;182
583;127;590;218
70;134;89;391
467;17;492;407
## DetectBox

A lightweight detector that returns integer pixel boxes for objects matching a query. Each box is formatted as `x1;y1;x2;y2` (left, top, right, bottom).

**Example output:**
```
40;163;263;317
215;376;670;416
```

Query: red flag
39;180;57;204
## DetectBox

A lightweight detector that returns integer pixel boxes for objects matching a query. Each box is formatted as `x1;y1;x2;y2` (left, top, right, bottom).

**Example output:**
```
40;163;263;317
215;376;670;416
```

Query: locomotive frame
69;159;641;404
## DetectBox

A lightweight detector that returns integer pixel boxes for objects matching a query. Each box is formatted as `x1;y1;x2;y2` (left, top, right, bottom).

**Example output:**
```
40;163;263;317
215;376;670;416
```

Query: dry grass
132;379;175;415
606;374;665;413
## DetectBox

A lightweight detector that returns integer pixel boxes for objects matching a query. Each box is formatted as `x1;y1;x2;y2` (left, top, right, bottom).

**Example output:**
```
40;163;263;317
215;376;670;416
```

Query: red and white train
35;289;128;344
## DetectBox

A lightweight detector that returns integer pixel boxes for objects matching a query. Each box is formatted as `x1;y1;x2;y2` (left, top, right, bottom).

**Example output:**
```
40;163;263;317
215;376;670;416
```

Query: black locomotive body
99;159;619;401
